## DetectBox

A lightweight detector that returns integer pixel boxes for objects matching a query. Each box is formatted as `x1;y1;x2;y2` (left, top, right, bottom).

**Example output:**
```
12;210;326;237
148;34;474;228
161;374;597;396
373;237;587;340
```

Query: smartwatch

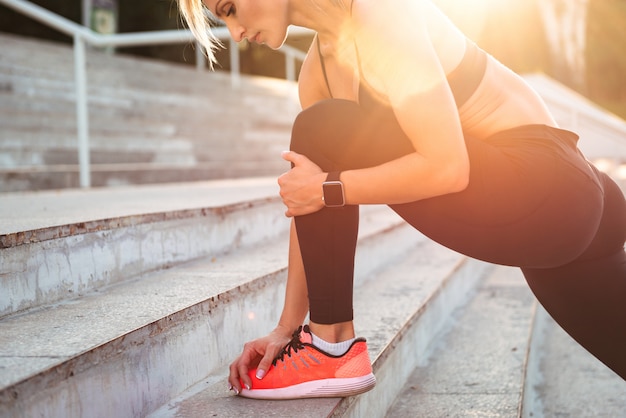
322;171;345;207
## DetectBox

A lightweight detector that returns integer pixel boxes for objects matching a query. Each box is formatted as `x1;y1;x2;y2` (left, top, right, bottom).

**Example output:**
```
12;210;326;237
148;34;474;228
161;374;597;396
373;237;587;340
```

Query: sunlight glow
433;0;490;38
433;0;524;39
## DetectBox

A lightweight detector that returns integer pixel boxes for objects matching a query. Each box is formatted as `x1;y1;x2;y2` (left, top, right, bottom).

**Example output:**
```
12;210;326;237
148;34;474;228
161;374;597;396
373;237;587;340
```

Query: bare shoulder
350;0;430;39
298;36;332;109
350;0;465;86
348;0;439;95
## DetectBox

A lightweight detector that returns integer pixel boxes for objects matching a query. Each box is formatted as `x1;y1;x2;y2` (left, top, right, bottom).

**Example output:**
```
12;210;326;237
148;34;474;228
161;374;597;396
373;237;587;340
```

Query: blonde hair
177;0;222;67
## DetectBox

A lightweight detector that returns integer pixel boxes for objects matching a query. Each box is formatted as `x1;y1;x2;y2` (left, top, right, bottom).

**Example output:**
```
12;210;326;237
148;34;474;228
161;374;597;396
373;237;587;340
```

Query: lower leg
295;205;359;328
522;250;626;379
308;320;355;343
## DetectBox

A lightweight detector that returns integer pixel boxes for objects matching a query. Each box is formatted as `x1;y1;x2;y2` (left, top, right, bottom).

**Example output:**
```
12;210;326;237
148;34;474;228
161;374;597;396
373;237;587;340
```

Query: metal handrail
0;0;311;187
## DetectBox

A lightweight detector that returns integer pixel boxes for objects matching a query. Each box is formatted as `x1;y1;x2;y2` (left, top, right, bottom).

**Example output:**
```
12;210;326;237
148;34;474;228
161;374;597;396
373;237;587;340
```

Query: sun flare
433;0;526;40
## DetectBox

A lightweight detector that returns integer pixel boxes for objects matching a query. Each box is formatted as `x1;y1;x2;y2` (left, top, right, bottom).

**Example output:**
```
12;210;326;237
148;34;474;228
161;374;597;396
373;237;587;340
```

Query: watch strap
326;171;341;182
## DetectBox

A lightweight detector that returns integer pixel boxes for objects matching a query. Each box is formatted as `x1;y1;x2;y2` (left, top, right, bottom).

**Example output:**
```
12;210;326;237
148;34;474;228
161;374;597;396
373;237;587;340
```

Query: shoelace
272;325;305;367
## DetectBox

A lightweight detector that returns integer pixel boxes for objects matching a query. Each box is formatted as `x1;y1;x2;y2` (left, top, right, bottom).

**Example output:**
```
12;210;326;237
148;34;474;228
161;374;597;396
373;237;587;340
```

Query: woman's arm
228;36;339;391
279;1;469;216
278;220;310;332
345;0;469;203
228;221;309;391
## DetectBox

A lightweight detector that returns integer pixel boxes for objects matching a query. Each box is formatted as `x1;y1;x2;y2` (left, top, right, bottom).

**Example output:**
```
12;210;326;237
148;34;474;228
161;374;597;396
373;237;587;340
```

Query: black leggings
290;99;626;379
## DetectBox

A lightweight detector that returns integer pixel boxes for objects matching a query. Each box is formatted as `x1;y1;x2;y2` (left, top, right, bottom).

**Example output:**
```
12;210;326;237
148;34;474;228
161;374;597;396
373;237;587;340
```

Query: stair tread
0;235;286;391
0;177;279;238
149;238;478;418
0;204;405;392
386;265;535;417
524;306;626;417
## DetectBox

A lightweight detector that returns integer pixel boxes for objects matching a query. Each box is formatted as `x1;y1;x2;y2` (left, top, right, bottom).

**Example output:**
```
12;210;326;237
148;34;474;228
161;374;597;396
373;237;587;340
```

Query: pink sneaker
240;325;376;400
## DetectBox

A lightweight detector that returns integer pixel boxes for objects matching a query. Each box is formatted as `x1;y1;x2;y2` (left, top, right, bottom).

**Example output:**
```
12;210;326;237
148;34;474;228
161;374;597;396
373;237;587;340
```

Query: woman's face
204;0;289;49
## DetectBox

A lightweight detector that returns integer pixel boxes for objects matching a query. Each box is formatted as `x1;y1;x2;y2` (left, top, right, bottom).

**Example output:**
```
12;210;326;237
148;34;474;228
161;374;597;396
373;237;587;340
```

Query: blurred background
1;0;625;119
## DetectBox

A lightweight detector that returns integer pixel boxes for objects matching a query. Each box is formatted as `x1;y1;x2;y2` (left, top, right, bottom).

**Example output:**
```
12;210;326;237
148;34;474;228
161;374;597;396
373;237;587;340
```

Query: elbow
444;157;470;194
451;172;470;194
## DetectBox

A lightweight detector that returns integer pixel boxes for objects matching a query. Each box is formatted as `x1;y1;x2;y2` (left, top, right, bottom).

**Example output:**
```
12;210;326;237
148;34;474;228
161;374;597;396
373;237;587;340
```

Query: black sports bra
316;36;487;109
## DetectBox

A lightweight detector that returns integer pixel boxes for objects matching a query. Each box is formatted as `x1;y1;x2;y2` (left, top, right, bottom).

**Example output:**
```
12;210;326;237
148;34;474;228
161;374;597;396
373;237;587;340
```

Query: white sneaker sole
239;373;376;400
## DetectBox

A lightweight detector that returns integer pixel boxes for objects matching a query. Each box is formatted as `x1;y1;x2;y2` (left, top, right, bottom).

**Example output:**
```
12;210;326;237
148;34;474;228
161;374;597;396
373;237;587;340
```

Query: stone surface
386;266;535;417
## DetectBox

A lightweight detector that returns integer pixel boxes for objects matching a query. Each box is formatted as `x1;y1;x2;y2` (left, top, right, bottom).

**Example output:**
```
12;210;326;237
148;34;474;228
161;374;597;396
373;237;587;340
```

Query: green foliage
586;0;626;104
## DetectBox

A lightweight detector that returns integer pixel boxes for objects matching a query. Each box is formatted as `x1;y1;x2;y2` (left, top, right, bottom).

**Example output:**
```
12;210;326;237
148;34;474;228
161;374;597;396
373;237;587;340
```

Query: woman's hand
228;327;292;394
278;151;327;217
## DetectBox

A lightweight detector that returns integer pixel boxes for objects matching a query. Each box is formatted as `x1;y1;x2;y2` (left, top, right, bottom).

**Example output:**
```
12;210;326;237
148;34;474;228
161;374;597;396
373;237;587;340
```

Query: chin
267;31;289;50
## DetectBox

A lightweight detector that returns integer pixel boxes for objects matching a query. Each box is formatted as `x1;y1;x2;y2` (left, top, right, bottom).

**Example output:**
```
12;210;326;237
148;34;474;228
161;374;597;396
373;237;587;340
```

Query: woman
178;0;626;399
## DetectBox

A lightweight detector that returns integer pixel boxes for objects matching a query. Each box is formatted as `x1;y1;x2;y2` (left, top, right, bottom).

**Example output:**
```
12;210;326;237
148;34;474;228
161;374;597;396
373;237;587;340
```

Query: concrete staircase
0;178;489;417
0;32;301;192
1;178;624;418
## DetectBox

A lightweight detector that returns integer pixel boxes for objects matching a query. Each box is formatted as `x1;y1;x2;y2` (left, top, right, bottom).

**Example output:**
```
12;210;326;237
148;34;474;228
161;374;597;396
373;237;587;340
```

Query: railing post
195;41;205;71
285;50;296;82
74;33;91;188
82;0;92;27
229;38;240;89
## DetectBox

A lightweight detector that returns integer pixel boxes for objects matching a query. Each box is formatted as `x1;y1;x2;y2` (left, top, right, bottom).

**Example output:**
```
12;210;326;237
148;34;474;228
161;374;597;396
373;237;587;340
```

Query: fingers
281;150;312;168
227;360;242;394
256;340;283;378
277;155;326;217
281;150;297;164
227;332;292;394
238;359;253;392
228;342;260;394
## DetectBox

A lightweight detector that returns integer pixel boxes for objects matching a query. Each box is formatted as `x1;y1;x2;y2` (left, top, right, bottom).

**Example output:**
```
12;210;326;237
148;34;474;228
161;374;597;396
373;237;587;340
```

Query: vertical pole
229;38;241;89
82;0;92;27
195;41;206;71
74;34;91;188
285;51;296;82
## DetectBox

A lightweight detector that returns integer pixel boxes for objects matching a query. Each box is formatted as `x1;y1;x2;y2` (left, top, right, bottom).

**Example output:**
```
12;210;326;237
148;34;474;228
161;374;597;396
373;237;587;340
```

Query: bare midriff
456;55;558;139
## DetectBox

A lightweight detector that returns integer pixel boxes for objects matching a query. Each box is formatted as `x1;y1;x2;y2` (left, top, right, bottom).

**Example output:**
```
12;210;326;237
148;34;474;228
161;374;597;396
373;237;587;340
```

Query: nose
226;22;246;43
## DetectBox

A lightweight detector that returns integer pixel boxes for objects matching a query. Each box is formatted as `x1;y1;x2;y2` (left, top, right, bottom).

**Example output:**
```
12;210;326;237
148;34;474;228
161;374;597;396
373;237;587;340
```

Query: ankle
308;320;355;343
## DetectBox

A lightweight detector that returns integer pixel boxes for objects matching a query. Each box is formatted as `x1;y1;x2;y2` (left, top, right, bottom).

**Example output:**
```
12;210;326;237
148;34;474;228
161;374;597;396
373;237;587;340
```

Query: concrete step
0;128;286;164
0;161;288;191
0;231;291;418
0;32;239;96
522;306;626;417
0;97;181;138
0;32;300;110
148;241;492;418
0;184;489;417
385;265;536;417
0;178;288;318
386;266;626;418
0;134;197;167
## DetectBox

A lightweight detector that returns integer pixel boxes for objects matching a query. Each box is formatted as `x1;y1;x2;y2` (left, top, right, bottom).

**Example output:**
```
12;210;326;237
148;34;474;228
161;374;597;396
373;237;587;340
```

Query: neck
288;0;352;38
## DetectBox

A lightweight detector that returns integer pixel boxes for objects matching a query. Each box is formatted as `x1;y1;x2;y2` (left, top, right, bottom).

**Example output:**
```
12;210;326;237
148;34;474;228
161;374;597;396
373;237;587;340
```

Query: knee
289;99;364;164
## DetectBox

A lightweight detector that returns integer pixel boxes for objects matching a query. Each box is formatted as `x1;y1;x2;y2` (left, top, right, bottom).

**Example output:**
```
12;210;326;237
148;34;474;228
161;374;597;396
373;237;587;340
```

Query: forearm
275;220;310;335
342;151;469;206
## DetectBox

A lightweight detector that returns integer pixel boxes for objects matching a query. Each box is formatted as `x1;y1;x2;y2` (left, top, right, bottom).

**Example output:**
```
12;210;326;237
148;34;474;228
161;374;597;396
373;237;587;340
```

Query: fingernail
256;369;266;380
245;384;251;391
231;386;239;395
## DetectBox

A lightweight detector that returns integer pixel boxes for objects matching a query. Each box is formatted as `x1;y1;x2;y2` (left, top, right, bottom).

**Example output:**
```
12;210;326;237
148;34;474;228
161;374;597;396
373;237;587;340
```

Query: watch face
323;181;345;207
